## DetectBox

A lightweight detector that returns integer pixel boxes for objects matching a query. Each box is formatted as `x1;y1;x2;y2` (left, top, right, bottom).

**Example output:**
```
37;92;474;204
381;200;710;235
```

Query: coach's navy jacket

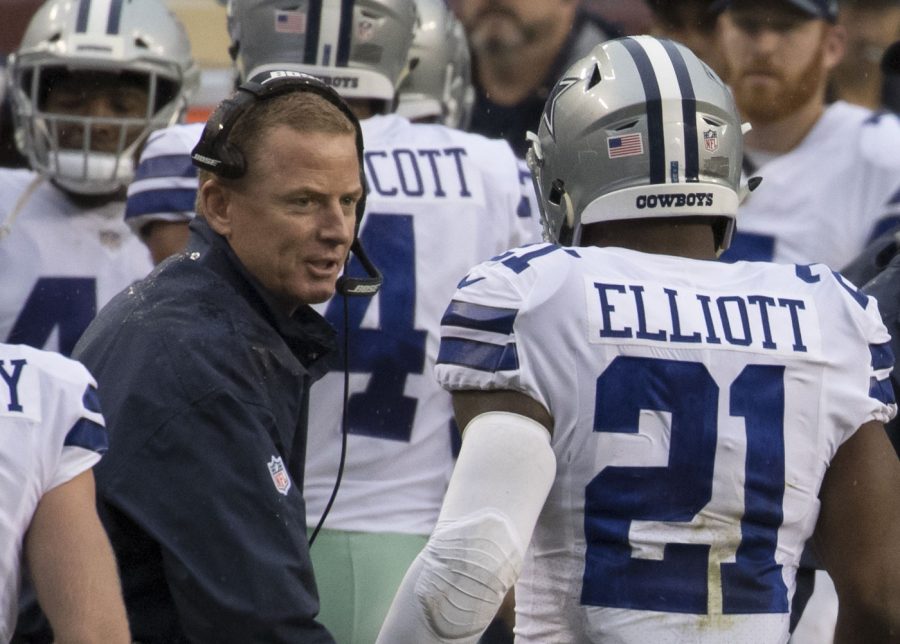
73;217;338;643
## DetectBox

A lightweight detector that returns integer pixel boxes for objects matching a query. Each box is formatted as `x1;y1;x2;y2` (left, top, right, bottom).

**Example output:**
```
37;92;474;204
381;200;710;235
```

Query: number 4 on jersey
324;214;426;442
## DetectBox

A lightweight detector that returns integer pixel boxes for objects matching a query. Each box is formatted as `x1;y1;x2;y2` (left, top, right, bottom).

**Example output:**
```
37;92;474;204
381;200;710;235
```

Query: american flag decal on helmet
608;133;644;158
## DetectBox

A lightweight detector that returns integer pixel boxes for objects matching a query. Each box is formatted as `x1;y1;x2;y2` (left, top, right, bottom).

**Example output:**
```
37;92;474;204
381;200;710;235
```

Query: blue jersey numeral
6;277;97;356
583;356;787;614
324;214;426;442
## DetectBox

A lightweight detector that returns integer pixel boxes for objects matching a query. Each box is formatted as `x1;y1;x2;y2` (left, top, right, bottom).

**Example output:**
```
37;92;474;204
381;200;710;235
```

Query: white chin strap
48;150;134;195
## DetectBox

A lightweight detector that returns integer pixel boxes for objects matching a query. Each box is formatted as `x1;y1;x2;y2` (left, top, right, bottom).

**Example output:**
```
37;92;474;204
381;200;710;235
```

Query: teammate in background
645;0;726;75
396;0;475;129
0;0;198;355
715;0;900;269
831;0;900;112
1;343;129;642
449;0;620;157
378;35;900;644
125;1;540;641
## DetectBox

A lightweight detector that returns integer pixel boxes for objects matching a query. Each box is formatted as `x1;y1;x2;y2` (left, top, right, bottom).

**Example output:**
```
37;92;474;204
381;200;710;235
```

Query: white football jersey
723;101;900;271
0;169;153;355
0;343;107;639
124;122;206;235
435;244;895;643
305;114;542;535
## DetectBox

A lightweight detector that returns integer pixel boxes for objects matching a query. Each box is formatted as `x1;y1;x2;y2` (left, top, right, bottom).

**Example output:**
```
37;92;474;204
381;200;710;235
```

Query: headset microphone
337;239;383;296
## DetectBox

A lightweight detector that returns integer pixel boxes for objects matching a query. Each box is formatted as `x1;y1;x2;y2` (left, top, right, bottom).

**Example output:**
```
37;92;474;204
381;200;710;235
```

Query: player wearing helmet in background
378;35;900;643
395;0;474;129
0;0;198;355
122;1;541;641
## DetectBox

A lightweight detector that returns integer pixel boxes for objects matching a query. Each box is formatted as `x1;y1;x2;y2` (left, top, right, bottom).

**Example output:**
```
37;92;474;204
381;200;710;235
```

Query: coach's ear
198;178;234;238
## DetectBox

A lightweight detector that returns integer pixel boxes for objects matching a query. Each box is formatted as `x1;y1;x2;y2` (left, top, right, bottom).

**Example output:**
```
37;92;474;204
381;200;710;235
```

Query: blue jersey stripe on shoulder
871;342;895;371
125;188;198;219
64;417;108;454
441;301;517;335
82;384;102;415
870;377;896;406
437;337;519;372
134;153;198;181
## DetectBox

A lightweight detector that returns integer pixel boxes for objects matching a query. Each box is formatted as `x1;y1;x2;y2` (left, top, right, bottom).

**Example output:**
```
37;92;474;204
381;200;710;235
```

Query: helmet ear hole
548;179;565;206
587;64;602;89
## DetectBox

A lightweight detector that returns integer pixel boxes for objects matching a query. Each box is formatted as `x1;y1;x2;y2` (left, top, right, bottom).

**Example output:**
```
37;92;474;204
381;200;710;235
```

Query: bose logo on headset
190;68;383;297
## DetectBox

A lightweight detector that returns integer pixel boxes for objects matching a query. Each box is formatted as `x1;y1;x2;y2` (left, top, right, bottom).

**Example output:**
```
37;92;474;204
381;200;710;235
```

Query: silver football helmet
228;0;417;110
396;0;474;128
6;0;199;195
527;35;751;251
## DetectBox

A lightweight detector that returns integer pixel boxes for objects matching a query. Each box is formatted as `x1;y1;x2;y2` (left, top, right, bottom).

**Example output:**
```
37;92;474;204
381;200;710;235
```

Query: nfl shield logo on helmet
704;129;719;152
268;456;291;495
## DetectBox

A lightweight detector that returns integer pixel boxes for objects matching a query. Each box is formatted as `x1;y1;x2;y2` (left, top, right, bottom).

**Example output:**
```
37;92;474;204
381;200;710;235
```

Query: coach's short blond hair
195;90;357;215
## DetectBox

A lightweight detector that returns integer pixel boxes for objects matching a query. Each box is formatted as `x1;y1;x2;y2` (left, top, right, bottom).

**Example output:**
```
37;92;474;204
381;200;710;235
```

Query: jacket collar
186;217;338;377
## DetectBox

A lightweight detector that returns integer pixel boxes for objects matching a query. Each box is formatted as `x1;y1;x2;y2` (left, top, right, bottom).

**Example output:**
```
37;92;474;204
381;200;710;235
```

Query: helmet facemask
6;0;199;196
10;64;185;195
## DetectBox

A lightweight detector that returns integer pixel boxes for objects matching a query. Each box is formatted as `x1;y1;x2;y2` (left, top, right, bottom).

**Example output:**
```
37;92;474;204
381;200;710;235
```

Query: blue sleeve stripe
134;153;198;181
64;417;108;454
82;384;102;414
870;377;896;406
125;188;198;219
888;186;900;205
437;337;519;372
870;342;895;371
441;300;518;335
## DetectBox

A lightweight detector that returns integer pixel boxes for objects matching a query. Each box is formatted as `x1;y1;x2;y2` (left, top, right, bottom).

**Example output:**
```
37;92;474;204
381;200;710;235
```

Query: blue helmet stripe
337;0;355;67
660;39;699;183
304;2;323;64
621;38;665;184
76;0;91;33
106;0;124;34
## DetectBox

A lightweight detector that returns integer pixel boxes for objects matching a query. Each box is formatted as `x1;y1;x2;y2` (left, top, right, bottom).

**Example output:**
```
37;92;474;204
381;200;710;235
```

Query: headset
191;68;383;296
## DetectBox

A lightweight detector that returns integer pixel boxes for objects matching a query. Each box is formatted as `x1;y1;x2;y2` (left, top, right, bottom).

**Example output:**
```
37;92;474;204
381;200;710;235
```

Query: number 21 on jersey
583;356;789;615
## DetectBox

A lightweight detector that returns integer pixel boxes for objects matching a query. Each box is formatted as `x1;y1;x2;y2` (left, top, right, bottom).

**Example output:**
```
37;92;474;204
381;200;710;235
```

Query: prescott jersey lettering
365;147;474;199
436;243;894;643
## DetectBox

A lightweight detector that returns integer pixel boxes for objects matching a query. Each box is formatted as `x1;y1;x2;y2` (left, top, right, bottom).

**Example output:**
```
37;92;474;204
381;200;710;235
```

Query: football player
378;35;900;643
0;343;128;641
122;1;540;641
0;0;198;355
715;0;900;269
395;0;474;129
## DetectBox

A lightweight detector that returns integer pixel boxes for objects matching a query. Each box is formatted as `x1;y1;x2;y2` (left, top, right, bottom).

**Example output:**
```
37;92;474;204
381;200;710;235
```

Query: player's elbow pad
409;411;555;641
415;510;523;641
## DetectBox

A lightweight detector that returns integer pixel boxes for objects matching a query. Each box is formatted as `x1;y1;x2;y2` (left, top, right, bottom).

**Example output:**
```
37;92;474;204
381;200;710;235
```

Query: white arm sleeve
376;411;556;644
